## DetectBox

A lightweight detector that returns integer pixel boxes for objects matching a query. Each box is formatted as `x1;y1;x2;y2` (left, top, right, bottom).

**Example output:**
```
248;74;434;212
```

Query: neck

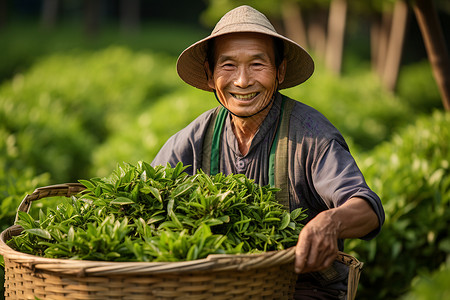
230;100;274;155
214;89;279;155
231;119;255;156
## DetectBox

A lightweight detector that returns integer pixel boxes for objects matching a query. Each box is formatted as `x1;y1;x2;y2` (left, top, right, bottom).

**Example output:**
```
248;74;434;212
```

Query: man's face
206;32;285;118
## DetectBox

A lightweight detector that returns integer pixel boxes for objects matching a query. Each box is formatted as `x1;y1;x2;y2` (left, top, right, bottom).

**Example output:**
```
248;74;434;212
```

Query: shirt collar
224;92;283;157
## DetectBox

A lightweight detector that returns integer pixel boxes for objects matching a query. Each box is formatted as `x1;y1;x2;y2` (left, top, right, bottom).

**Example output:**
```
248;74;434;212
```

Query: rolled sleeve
312;140;385;240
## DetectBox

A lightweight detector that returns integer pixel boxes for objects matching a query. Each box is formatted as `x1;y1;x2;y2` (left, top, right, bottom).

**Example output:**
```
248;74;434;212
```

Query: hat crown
212;5;276;36
176;5;314;92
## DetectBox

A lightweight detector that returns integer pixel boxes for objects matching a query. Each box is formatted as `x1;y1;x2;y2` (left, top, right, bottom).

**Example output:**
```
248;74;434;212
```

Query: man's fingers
295;237;339;274
294;248;307;273
323;251;338;269
294;233;310;273
294;213;340;274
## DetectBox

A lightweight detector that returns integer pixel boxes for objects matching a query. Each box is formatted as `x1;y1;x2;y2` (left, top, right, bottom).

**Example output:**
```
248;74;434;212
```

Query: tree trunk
41;0;59;29
84;0;102;38
370;15;381;73
372;10;392;76
280;0;308;49
120;0;141;33
382;0;408;92
307;9;327;61
0;0;7;29
325;0;348;75
413;0;450;111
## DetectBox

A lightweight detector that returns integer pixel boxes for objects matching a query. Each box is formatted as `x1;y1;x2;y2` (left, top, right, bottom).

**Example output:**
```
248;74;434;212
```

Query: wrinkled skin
295;197;379;273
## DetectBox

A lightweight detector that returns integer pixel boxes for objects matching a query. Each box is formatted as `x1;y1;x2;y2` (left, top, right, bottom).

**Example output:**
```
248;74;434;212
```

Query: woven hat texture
176;5;314;91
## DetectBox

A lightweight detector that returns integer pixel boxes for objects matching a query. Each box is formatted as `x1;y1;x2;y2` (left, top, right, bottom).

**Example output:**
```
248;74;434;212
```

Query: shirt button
237;160;245;171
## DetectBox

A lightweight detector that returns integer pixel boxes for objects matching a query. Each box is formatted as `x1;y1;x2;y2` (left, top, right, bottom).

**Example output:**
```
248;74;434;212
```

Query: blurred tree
374;8;392;76
382;0;409;92
306;4;328;61
200;0;281;28
325;0;347;74
84;0;101;38
120;0;140;33
280;0;308;49
350;0;407;91
361;0;394;77
413;0;450;110
41;0;59;29
0;0;7;29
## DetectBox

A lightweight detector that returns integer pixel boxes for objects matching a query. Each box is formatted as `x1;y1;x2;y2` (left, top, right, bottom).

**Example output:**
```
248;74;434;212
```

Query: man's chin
229;107;261;119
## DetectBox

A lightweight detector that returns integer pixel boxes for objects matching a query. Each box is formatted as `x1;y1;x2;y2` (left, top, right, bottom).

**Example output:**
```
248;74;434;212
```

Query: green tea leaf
24;228;52;240
67;226;75;243
290;208;304;220
78;179;95;190
279;212;290;230
110;197;134;205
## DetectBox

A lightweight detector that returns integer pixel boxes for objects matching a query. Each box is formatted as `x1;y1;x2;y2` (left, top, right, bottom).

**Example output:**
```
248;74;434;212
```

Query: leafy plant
401;262;450;300
346;110;450;299
0;47;180;182
0;129;51;233
89;87;216;177
8;162;307;262
397;61;443;114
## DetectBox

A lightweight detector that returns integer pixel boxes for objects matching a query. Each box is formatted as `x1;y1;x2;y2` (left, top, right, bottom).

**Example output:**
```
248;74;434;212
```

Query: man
152;5;384;299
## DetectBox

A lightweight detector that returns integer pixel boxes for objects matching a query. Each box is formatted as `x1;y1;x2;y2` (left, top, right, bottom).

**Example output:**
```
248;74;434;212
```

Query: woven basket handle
15;183;86;224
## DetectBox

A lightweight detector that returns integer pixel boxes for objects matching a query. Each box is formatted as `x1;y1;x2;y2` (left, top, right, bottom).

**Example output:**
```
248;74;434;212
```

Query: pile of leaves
7;162;307;262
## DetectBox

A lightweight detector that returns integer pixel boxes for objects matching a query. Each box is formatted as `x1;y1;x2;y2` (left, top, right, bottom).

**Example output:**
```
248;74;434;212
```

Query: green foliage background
0;21;449;299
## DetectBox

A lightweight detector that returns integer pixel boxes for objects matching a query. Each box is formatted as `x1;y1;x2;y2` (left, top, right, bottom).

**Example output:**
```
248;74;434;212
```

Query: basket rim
0;224;296;276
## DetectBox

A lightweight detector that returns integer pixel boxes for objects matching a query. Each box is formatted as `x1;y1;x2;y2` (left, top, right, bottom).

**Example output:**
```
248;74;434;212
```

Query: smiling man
205;32;286;155
151;5;384;299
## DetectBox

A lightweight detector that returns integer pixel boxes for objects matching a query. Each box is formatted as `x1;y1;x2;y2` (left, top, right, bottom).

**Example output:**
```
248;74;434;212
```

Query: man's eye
220;63;235;70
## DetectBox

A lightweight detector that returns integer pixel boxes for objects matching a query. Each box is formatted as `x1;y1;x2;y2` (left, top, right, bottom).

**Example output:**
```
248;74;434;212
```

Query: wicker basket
0;183;363;300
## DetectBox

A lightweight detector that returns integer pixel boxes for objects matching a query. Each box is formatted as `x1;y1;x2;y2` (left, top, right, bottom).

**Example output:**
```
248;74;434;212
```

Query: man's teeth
233;92;257;100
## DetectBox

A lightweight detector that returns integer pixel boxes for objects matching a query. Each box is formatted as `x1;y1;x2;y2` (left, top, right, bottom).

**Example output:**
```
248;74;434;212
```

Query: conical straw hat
176;5;314;92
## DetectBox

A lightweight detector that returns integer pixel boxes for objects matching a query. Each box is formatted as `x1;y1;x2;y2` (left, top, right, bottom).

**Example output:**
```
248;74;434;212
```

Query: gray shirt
151;93;384;241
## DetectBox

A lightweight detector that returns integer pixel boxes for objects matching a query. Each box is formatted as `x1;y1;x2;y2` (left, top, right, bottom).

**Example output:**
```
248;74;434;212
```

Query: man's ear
277;59;287;85
204;61;215;90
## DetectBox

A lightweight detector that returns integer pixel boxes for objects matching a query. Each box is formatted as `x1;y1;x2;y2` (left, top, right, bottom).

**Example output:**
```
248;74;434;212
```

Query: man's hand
294;197;379;274
294;211;339;273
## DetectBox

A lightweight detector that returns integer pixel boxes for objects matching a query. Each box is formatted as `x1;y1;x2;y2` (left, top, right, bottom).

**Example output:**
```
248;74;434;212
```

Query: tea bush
0;20;208;82
0;128;50;298
397;61;443;114
284;68;413;151
89;87;215;177
346;110;450;299
401;262;450;300
0;47;180;182
0;129;51;232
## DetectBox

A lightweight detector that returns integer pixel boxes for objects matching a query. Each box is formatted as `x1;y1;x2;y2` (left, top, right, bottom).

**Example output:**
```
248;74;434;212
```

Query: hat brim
176;26;314;92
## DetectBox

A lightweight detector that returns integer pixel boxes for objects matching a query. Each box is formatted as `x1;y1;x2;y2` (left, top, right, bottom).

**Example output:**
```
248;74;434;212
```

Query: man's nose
233;67;252;88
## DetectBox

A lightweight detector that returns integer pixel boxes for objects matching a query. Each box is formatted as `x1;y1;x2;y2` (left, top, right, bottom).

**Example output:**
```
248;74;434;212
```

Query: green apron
201;96;296;210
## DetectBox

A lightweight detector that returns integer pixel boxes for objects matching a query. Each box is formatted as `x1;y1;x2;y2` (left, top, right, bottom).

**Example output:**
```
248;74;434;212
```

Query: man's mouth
231;92;258;100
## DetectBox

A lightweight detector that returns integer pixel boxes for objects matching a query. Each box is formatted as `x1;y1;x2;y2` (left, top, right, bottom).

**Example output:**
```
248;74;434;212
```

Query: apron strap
202;106;227;175
202;96;295;210
272;96;295;210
